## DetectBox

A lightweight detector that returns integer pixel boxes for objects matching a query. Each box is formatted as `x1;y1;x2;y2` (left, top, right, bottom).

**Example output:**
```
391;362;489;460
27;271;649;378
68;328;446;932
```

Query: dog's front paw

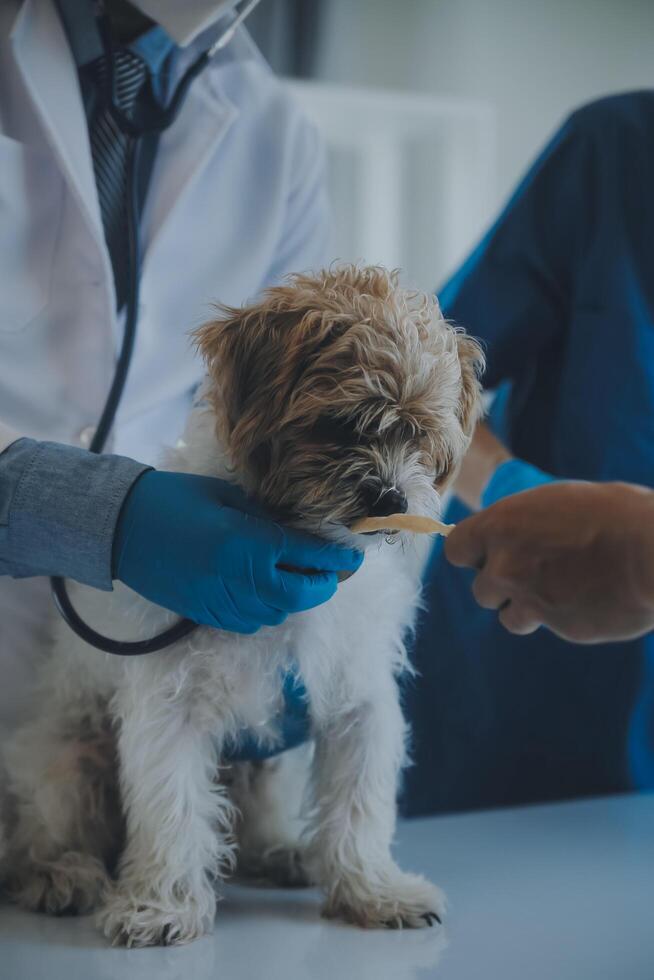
97;881;216;947
322;867;446;930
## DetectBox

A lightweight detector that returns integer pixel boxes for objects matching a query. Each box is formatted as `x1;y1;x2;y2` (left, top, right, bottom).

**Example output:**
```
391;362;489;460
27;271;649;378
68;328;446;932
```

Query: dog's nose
366;486;408;518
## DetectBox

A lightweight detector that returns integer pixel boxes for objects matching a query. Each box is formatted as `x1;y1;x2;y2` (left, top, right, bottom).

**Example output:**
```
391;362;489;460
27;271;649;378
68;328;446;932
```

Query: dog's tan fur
196;266;483;528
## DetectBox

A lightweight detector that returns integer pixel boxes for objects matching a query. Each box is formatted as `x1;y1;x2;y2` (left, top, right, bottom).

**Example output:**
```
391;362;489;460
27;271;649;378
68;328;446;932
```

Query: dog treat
351;514;455;536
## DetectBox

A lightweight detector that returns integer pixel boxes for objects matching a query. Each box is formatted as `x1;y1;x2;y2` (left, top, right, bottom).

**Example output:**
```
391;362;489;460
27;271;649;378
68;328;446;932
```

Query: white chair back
287;79;497;292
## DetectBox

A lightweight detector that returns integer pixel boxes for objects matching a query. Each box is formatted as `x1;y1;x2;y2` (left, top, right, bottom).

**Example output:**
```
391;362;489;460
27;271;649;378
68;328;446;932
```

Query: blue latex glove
481;458;558;508
113;471;363;633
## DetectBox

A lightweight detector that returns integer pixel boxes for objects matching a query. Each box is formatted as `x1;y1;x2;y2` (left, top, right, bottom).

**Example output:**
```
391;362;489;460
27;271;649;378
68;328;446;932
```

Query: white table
1;792;652;980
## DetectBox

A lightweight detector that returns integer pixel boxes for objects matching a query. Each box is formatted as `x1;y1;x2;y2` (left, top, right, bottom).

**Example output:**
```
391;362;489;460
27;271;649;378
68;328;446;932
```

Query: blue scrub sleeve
0;438;149;589
481;458;558;509
439;109;595;389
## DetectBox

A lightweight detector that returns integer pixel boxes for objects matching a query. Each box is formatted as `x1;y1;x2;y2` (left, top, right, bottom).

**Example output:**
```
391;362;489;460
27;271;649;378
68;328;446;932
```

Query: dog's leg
3;700;118;915
305;671;446;928
98;674;236;948
231;744;313;887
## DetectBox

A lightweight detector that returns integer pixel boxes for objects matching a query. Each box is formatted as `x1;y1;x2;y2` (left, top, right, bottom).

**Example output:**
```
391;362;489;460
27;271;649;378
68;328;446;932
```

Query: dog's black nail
422;911;442;926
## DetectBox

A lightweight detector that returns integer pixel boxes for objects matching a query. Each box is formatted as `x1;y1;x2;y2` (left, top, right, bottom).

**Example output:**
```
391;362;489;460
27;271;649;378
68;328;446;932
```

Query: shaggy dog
2;265;483;946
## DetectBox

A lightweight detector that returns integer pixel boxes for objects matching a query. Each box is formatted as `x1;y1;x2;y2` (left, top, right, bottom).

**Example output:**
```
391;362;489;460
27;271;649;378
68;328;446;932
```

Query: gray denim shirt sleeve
0;438;150;590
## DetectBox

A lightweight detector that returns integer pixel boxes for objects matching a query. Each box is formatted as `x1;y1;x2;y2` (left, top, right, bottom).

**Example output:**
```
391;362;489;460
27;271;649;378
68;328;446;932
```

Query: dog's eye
309;414;362;446
406;420;429;440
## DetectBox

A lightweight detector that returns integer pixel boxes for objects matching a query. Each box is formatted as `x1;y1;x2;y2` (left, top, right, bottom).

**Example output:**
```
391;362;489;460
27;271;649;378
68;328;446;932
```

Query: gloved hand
113;470;363;633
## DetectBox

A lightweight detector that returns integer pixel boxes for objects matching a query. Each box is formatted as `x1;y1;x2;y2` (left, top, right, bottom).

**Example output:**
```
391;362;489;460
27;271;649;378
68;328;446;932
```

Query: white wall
316;0;654;235
289;80;495;290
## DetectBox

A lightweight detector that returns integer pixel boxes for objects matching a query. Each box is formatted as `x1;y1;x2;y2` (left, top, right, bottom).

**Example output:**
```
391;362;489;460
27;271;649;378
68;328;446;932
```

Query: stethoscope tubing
50;99;200;654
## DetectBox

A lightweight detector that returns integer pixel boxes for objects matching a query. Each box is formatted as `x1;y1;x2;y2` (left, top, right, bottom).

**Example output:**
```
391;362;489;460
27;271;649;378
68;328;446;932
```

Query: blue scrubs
402;92;654;816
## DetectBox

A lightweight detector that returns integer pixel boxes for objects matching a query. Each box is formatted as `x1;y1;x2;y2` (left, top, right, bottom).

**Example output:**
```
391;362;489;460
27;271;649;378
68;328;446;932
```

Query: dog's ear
194;297;354;436
195;307;265;439
455;332;485;437
194;305;298;465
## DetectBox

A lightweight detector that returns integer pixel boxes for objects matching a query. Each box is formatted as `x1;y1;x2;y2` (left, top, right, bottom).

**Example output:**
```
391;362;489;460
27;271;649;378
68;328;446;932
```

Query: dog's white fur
2;267;482;946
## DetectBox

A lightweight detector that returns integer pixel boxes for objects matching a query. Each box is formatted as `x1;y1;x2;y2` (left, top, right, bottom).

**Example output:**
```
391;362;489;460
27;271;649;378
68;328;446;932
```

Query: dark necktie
89;49;148;311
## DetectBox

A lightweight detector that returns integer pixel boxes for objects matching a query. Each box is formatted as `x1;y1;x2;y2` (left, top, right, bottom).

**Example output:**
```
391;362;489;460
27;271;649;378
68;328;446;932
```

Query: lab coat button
79;426;96;449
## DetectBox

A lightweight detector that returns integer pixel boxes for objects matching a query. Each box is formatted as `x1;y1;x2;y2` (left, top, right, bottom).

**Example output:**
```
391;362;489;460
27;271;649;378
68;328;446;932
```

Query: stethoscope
50;0;263;655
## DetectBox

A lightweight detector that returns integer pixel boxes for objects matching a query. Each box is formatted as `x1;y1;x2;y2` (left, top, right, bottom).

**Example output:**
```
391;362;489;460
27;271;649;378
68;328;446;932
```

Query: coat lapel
9;0;104;244
10;2;242;278
141;67;238;268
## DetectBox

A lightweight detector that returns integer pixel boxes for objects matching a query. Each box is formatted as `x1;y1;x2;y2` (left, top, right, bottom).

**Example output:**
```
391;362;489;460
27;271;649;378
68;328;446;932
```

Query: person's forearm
454;421;558;510
453;422;513;510
0;438;149;588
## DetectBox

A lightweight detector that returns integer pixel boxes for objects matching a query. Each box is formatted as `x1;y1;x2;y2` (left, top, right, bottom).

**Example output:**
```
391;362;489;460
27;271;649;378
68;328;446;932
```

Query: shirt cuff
481;458;557;509
2;440;151;590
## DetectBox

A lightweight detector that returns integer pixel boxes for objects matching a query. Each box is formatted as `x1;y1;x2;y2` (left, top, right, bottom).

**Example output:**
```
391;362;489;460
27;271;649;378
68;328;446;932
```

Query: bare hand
444;481;654;644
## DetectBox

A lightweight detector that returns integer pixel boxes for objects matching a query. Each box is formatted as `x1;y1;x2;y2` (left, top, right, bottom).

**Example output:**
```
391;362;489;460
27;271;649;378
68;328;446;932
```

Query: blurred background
249;0;654;291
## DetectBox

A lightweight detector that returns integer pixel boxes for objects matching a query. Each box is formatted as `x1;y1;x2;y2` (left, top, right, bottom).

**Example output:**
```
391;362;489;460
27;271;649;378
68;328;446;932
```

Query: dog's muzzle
361;484;408;519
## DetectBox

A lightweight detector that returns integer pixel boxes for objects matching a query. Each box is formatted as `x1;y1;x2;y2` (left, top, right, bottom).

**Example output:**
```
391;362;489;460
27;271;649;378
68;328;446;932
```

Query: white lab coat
0;0;329;728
